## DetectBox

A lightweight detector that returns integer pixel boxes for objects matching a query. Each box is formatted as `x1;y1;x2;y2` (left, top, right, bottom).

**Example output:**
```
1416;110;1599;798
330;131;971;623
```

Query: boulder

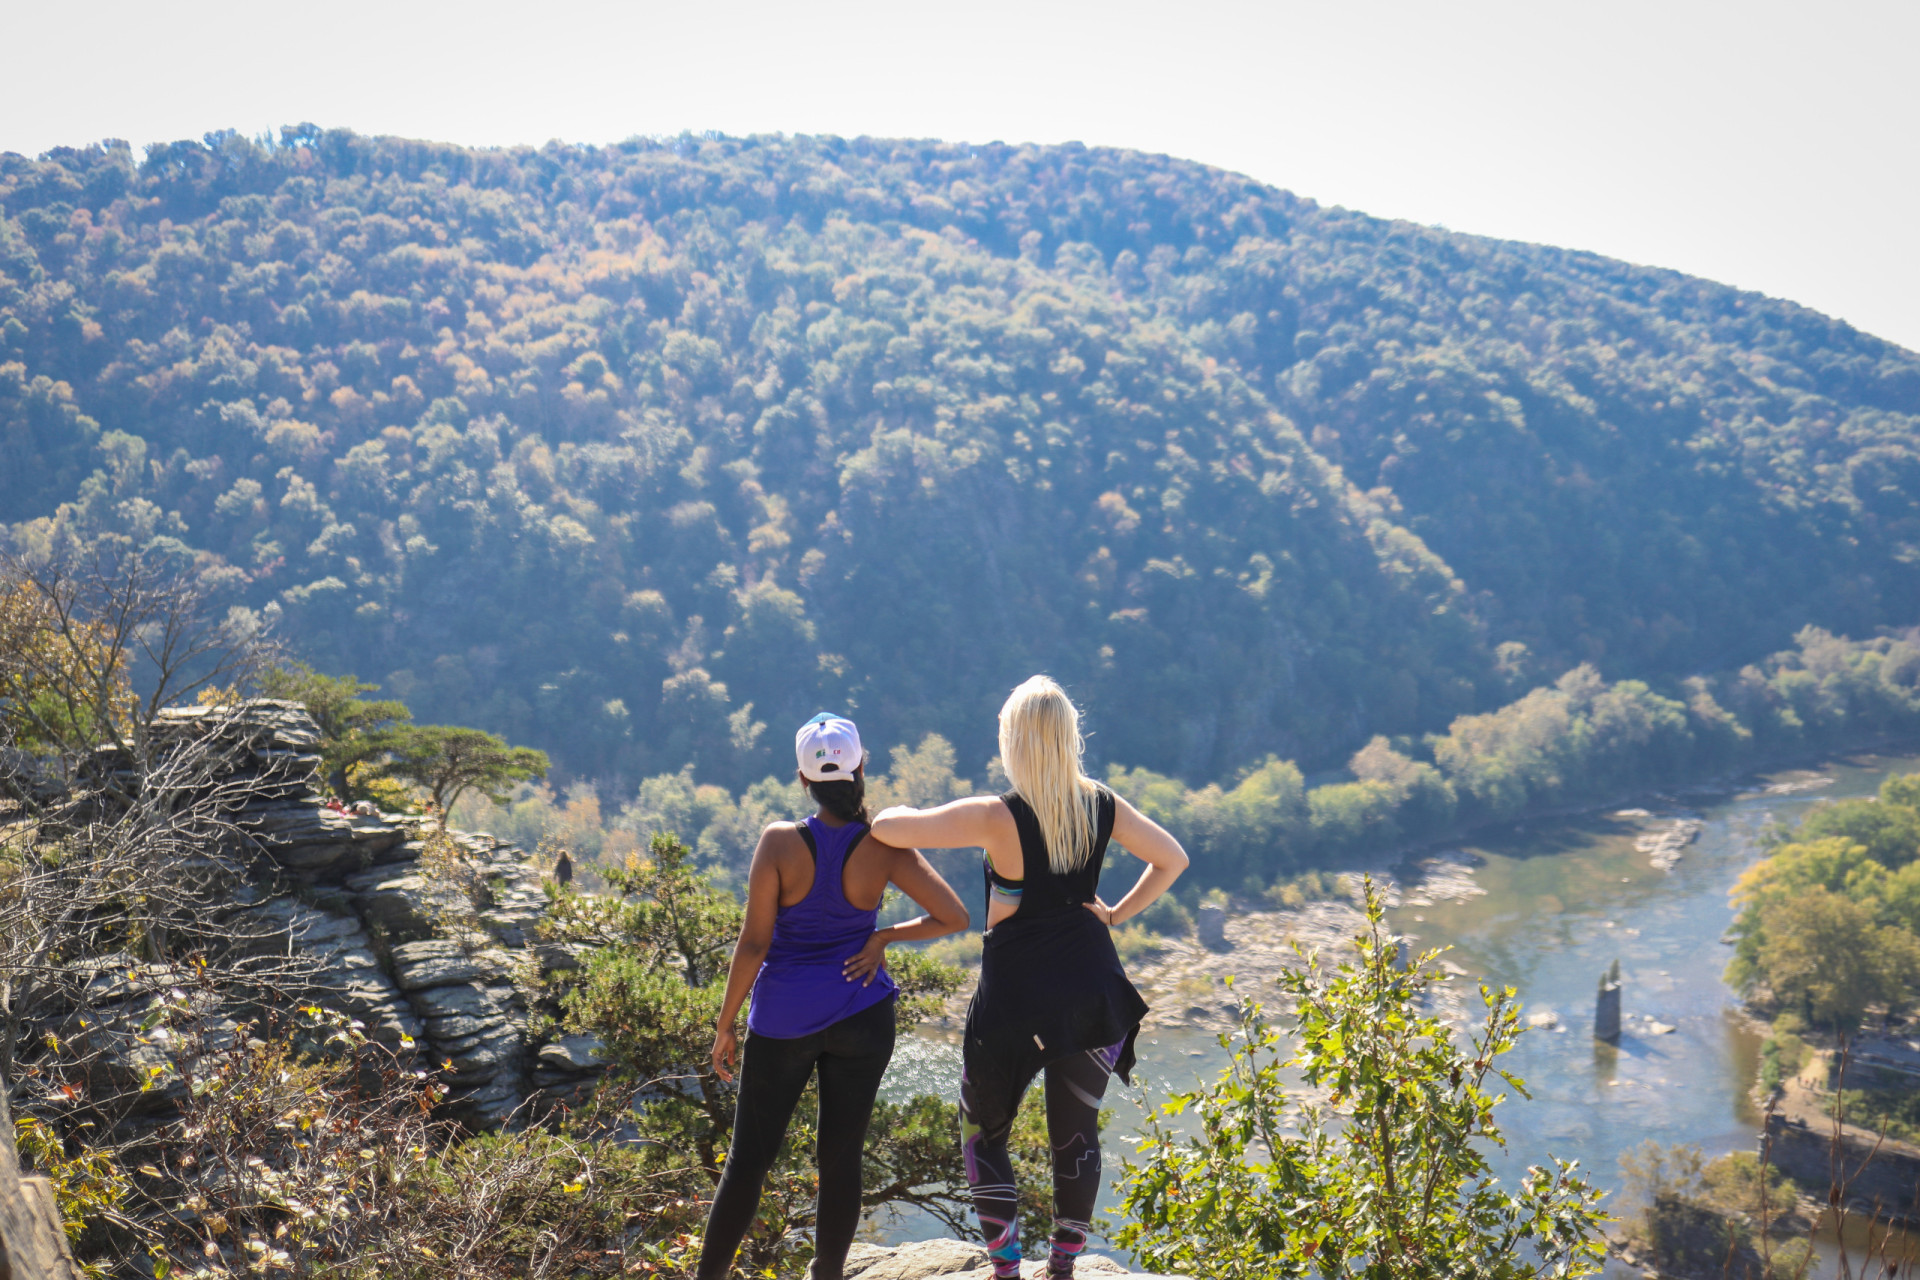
537;1033;606;1073
841;1240;1186;1280
843;1239;988;1279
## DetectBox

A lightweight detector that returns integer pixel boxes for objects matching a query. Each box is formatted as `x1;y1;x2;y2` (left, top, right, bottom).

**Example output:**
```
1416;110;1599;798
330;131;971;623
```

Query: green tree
1113;878;1608;1279
258;660;411;799
373;724;549;825
1748;888;1920;1032
1795;778;1920;868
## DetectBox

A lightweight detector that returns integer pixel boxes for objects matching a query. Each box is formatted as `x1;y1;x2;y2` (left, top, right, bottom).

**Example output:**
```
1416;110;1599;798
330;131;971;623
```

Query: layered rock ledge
103;701;608;1129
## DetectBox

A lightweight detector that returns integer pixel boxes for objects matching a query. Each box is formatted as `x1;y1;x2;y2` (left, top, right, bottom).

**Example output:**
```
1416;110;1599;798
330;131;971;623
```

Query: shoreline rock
844;1239;1187;1280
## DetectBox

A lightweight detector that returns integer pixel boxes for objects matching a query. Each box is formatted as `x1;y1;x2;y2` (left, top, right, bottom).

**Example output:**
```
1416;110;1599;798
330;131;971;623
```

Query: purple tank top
747;816;898;1039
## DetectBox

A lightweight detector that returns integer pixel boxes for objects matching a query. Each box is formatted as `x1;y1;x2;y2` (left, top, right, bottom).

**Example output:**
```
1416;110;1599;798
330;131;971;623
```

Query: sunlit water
869;752;1920;1275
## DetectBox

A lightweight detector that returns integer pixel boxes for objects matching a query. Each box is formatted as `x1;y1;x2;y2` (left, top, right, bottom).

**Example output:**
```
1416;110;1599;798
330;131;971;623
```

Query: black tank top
965;784;1149;1080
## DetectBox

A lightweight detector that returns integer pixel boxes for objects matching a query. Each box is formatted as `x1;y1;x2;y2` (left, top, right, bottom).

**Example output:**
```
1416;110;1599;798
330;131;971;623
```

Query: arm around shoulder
870;795;1002;850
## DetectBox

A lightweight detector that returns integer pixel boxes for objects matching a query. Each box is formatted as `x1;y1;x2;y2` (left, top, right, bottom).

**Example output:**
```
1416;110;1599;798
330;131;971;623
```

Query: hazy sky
6;0;1916;350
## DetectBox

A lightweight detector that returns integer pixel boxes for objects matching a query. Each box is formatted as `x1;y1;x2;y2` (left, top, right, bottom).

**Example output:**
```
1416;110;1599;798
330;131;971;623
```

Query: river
873;750;1920;1275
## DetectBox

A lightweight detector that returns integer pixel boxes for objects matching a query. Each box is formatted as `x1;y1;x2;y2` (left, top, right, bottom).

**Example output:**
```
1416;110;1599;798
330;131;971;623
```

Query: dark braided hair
803;765;869;826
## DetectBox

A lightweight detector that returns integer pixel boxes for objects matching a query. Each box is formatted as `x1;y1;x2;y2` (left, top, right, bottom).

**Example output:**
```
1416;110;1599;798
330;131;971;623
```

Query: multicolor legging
959;1038;1125;1278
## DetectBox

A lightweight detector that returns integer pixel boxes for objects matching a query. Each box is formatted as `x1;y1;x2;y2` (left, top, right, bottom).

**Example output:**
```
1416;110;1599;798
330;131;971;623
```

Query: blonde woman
871;676;1188;1280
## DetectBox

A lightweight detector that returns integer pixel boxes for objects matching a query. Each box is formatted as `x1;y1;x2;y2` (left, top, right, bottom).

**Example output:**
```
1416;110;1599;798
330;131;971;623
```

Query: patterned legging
959;1039;1124;1278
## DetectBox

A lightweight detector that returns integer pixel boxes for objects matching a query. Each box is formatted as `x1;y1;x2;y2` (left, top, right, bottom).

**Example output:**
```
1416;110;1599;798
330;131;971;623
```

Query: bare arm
1089;792;1189;929
870;796;1004;850
843;845;971;984
710;826;785;1081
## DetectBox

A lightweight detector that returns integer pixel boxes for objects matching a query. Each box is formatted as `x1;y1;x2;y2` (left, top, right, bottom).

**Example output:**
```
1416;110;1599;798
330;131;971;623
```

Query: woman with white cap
698;712;969;1280
872;676;1188;1280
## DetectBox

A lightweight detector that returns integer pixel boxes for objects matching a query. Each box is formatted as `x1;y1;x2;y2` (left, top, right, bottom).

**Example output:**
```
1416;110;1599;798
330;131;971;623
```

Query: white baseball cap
795;712;863;782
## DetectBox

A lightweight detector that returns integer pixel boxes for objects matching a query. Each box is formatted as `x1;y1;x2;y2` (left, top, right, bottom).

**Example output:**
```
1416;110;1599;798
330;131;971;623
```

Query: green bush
1134;894;1193;939
1759;1021;1811;1092
1261;870;1345;910
1112;923;1166;964
1836;1087;1920;1144
1113;877;1607;1279
924;929;985;969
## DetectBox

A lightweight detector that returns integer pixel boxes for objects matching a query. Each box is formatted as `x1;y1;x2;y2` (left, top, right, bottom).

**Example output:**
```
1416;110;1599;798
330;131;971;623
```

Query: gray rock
434;1022;520;1055
841;1241;1185;1280
533;942;586;973
240;900;364;944
442;1042;511;1080
349;875;433;938
238;798;404;874
843;1239;987;1279
432;1029;491;1055
342;861;419;893
360;1011;425;1049
272;841;358;870
408;982;496;1020
537;1033;606;1072
324;946;383;972
450;1073;529;1126
1196;902;1229;949
390;940;511;992
240;801;342;837
395;954;493;990
424;1012;507;1041
389;938;463;965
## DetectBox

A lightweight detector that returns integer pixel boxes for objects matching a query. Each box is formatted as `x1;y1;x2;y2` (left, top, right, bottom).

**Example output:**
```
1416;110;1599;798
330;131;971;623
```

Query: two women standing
700;680;1188;1280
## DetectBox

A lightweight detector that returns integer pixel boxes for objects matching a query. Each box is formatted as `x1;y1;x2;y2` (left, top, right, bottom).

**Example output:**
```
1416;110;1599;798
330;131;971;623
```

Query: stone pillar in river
1196;902;1229;950
1594;959;1622;1043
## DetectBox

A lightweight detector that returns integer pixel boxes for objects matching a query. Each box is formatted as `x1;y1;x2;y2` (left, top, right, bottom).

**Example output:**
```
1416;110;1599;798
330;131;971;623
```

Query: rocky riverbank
925;853;1496;1039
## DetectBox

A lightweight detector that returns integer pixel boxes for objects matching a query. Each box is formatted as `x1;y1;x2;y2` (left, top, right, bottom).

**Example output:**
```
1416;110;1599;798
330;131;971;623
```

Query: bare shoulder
755;820;809;863
948;794;1018;839
975;793;1018;830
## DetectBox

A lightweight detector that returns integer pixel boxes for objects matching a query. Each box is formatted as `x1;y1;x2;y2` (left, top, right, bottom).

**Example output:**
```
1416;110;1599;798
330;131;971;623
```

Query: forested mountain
4;128;1918;787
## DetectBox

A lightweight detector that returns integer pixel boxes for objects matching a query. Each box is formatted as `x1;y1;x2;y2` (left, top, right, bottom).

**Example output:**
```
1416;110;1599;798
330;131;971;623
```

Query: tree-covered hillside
4;128;1917;786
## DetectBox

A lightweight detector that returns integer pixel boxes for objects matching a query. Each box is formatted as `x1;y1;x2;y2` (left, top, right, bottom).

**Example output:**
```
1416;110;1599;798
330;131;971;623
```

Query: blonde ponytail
998;675;1098;873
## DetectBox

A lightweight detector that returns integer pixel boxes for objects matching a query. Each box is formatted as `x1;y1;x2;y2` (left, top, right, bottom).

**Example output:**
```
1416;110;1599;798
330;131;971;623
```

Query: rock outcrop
842;1239;1187;1280
83;701;607;1130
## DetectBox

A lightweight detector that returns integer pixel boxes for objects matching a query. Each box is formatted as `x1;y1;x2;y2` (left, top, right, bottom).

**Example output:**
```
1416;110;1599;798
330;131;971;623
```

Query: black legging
695;995;896;1280
959;1037;1124;1278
